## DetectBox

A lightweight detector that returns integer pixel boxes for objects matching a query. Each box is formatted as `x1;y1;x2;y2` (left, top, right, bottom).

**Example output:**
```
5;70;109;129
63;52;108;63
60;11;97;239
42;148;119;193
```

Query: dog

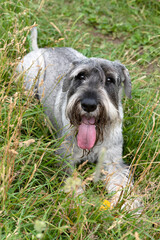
17;27;141;210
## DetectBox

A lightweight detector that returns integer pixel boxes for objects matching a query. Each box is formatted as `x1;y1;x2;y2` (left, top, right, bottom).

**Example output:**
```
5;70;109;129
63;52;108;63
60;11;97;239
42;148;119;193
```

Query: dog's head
62;58;131;150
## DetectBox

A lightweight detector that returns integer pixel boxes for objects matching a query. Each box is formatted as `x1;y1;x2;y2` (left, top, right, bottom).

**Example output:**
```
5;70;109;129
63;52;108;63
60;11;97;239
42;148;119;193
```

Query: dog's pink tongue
77;117;96;150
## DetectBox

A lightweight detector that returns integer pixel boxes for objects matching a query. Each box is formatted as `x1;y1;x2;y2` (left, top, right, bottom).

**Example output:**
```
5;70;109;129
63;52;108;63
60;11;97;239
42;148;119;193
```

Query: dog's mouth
77;116;96;150
67;100;109;150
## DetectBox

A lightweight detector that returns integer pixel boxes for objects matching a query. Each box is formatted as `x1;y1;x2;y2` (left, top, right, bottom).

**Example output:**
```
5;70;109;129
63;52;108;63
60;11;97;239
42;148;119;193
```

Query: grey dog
17;27;141;210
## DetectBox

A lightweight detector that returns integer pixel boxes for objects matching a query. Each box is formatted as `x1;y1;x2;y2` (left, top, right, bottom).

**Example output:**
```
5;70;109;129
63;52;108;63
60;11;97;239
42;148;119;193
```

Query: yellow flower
100;199;111;210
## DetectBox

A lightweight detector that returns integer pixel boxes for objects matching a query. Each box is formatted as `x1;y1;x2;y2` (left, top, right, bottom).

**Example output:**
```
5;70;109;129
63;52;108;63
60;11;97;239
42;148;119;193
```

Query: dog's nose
81;98;97;112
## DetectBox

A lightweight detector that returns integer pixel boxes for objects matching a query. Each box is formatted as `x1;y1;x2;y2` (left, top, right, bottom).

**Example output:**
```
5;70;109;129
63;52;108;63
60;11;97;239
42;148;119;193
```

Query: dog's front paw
123;196;143;214
110;191;143;214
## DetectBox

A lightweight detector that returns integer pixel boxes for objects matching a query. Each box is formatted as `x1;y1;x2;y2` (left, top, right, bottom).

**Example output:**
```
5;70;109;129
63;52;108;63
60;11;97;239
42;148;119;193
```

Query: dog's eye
76;72;86;81
105;77;115;84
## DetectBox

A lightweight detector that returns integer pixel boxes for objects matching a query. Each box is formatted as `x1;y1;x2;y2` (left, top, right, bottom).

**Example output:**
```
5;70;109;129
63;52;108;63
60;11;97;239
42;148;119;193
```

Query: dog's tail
31;27;39;51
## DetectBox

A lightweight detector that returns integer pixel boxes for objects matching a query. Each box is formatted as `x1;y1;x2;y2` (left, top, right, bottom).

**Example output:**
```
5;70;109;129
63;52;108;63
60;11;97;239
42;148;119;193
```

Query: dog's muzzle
66;91;113;151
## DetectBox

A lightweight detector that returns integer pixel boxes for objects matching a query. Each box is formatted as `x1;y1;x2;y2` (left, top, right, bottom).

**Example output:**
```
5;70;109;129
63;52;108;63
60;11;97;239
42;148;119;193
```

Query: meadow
0;0;160;239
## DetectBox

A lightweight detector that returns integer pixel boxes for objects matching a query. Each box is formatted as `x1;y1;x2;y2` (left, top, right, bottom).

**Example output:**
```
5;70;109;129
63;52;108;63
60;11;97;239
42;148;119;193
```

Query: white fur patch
99;88;119;121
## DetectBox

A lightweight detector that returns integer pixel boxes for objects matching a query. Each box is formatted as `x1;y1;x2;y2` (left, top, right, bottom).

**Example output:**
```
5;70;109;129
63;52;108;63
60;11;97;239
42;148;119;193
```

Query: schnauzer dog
17;27;141;210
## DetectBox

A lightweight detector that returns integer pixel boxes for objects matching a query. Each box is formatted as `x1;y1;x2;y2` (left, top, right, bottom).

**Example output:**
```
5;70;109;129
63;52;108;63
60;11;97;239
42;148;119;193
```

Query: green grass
0;0;160;239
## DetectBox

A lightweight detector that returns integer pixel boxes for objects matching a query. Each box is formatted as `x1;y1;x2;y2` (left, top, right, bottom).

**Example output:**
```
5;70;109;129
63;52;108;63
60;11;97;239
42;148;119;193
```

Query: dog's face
62;58;131;150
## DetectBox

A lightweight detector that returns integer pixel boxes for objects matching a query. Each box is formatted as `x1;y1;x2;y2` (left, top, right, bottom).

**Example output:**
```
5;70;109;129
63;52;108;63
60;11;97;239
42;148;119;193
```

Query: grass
0;0;160;239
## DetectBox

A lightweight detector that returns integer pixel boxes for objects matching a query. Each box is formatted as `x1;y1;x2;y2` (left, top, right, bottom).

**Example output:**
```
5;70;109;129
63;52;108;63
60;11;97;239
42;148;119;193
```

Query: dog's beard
66;99;115;150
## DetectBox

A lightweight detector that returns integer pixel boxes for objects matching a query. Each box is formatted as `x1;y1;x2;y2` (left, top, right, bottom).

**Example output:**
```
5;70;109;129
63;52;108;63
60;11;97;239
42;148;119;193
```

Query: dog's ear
62;64;75;92
62;61;80;92
62;71;73;92
122;65;132;99
114;61;132;99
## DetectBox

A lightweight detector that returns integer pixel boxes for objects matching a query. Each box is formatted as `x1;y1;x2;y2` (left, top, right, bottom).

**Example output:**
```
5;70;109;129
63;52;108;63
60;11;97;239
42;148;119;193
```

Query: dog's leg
97;147;141;210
